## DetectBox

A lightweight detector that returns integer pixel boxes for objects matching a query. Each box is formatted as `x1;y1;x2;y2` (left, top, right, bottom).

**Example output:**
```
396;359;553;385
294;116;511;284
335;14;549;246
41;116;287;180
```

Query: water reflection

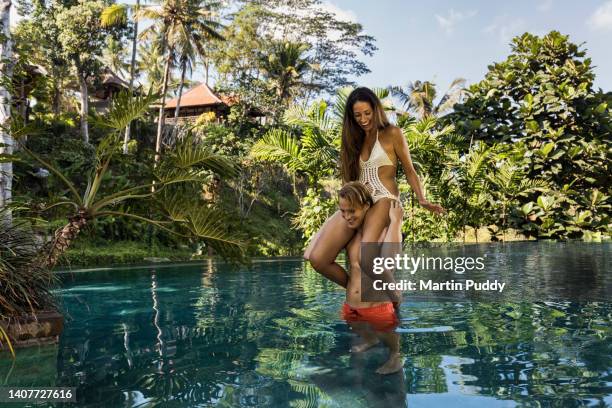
1;242;609;407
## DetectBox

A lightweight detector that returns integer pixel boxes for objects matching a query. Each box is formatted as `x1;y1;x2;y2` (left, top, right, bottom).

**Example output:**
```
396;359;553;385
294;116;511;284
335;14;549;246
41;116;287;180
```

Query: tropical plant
250;100;339;191
291;187;336;242
11;90;245;269
102;1;144;154
486;147;549;240
399;116;464;241
135;0;224;164
449;31;612;238
210;2;376;100
259;41;315;111
137;40;171;94
440;142;495;242
101;37;130;79
0;206;57;327
55;0;117;143
390;78;466;118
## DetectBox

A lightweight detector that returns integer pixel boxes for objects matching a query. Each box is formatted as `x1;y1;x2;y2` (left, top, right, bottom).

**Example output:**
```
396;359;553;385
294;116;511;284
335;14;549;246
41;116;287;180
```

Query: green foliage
211;2;376;119
449;31;612;239
259;41;316;110
0;207;58;318
13;91;246;265
250;100;339;188
58;240;194;267
291;188;336;242
390;78;466;118
55;0;113;77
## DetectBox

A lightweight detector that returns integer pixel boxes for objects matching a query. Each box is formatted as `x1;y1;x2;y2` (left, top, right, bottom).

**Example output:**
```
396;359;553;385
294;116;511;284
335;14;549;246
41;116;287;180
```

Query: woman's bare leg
303;210;356;288
359;198;393;277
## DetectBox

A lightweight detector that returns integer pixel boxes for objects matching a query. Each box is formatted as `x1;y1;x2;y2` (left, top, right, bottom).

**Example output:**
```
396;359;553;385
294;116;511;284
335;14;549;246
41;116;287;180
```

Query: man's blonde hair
339;181;373;208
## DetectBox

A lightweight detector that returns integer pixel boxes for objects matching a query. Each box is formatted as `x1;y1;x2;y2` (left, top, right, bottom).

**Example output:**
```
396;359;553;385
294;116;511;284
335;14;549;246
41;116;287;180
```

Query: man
338;181;403;375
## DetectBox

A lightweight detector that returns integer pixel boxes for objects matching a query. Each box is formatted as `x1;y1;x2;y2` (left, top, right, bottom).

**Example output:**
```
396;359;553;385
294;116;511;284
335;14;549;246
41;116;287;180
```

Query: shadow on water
0;242;609;407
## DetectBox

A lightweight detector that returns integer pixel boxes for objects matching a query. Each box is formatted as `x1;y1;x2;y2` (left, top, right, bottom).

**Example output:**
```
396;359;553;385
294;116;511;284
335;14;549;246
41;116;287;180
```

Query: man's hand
419;199;446;215
389;200;403;224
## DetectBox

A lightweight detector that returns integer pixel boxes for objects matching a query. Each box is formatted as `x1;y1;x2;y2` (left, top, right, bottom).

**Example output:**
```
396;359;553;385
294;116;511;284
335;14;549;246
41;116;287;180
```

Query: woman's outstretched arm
392;127;445;215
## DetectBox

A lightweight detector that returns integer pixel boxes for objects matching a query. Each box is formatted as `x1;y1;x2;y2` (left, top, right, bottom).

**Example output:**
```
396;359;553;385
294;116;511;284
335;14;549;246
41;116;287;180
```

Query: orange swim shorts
341;302;399;332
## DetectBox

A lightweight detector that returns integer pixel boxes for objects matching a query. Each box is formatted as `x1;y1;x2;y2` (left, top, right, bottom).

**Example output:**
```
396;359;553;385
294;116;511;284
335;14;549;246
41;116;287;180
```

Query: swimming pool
2;242;611;407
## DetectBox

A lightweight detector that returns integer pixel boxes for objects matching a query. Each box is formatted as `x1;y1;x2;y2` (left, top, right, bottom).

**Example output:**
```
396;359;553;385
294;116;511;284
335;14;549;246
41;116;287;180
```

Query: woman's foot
350;338;380;353
375;352;403;374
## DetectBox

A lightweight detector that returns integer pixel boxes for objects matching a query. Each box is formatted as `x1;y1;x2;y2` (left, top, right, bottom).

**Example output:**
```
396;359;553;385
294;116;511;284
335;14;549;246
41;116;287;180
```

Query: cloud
484;16;527;44
435;9;478;34
588;1;612;31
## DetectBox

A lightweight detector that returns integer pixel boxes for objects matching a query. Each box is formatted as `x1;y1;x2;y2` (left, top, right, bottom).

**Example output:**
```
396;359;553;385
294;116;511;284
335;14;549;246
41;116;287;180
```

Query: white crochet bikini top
359;131;398;203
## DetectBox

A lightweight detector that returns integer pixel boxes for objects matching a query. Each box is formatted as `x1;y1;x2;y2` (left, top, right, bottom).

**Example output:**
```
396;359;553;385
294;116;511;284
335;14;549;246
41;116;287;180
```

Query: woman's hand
389;200;403;224
419;199;446;215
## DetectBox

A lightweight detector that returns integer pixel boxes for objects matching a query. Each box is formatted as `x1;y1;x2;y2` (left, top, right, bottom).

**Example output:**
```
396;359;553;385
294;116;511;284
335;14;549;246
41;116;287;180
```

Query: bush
0;210;58;318
57;240;195;268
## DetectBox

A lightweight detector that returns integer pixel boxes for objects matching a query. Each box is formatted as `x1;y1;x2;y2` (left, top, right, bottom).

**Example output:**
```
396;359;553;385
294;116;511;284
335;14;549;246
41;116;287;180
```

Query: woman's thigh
304;210;356;265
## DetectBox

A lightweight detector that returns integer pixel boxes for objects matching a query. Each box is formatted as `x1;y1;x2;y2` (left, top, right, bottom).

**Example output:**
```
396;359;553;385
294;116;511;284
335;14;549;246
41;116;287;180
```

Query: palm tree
101;37;130;79
137;40;169;94
250;100;339;192
172;12;224;125
444;142;494;242
101;1;144;154
11;90;244;269
390;78;466;118
401;116;463;240
259;41;313;110
136;0;224;165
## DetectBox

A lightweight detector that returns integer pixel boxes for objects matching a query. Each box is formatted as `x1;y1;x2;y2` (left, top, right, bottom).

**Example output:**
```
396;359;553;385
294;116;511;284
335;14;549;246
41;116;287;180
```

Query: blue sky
11;1;612;92
327;0;612;92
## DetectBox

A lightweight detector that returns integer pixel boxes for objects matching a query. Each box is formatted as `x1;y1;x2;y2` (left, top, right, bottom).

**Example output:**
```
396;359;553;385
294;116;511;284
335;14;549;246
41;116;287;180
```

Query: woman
304;87;445;287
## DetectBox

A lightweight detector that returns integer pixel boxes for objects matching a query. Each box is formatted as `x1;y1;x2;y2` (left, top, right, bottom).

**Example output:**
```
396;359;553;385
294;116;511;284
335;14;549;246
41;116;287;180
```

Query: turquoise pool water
2;242;611;407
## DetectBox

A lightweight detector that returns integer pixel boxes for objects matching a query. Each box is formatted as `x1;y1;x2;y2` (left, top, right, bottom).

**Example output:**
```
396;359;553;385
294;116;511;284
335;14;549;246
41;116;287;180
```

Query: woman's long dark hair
340;87;390;183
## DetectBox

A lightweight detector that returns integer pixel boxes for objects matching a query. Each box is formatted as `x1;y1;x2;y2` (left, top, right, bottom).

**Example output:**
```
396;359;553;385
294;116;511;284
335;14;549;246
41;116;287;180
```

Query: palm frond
284;101;335;133
300;129;337;167
332;87;352;119
250;129;301;170
167;135;238;177
90;90;158;132
101;4;128;28
182;206;246;261
435;78;466;116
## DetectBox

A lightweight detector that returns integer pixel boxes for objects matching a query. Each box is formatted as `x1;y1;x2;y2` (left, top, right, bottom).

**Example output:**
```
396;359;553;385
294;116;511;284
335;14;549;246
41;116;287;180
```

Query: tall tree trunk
173;57;187;124
204;57;209;85
154;52;172;165
38;211;88;270
122;0;140;155
78;72;89;143
52;78;60;117
0;0;13;223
